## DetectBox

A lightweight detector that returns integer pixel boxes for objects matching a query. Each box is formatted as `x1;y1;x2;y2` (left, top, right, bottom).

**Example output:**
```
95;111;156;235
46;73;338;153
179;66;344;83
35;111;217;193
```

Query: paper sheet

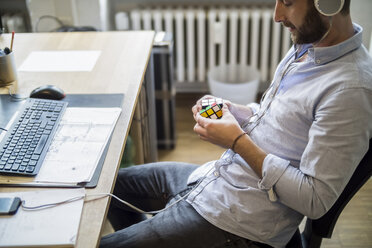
0;107;121;186
35;107;122;184
18;50;101;72
0;188;85;247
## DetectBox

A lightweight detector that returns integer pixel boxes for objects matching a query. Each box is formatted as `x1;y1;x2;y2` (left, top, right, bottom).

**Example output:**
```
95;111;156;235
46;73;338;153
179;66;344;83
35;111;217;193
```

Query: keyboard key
11;163;20;171
31;155;40;160
26;166;35;173
29;160;37;166
34;135;48;155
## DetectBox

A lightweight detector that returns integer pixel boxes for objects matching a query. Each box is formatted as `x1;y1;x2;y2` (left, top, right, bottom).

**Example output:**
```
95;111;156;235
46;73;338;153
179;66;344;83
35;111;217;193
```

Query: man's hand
193;104;244;149
192;95;254;126
192;95;267;178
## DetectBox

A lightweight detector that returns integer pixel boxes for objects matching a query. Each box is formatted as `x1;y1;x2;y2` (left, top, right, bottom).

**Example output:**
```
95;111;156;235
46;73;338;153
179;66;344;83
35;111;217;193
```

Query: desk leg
130;53;158;164
144;52;158;162
130;103;145;165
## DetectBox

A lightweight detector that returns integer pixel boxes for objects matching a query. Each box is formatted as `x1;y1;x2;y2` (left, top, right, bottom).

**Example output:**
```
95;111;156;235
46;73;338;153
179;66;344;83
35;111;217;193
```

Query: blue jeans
99;162;253;248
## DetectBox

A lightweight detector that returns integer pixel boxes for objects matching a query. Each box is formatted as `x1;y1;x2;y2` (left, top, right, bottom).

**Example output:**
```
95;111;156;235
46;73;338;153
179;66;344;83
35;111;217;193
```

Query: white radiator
127;7;292;90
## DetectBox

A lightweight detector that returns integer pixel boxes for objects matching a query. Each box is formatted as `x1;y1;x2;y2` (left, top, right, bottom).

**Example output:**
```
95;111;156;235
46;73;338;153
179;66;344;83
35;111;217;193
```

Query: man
100;0;372;247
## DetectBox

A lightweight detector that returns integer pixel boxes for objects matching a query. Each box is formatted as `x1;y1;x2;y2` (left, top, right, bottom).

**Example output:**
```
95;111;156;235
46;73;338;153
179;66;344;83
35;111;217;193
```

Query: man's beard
284;4;329;44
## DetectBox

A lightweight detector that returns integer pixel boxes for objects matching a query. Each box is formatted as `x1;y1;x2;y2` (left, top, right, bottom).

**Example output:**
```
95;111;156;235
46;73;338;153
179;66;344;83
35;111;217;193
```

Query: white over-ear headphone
314;0;345;16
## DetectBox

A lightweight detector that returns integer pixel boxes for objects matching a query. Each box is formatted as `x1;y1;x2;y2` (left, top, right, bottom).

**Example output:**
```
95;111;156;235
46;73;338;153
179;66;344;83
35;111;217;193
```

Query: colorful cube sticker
199;101;223;119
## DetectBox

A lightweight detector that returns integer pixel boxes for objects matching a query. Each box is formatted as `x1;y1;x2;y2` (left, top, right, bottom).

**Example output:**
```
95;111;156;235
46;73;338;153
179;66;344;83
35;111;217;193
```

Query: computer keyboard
0;98;67;176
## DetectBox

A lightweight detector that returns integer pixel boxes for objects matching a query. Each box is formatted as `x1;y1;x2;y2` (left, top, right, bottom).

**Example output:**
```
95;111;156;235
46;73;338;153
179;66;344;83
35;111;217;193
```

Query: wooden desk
0;31;155;247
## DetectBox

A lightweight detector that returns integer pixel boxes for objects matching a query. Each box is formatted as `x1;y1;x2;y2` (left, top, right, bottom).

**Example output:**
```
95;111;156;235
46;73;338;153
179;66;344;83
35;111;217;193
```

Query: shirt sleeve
258;88;372;219
237;102;259;128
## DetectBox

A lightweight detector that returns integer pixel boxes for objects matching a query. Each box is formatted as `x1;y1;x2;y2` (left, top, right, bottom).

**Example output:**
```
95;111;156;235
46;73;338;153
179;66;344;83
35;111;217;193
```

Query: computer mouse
29;85;66;100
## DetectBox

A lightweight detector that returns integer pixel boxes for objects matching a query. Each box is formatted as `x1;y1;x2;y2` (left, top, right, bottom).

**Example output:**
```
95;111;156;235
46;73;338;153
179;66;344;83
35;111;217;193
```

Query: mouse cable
21;166;214;214
90;165;213;215
21;182;195;214
20;192;187;215
21;195;85;211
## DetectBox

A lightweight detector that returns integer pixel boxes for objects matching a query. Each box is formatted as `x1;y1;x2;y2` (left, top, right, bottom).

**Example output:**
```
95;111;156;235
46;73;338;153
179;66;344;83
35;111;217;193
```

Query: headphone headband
314;0;345;16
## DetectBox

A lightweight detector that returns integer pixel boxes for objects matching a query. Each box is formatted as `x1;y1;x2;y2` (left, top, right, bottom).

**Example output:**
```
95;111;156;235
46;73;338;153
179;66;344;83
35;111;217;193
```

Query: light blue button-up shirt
186;23;372;247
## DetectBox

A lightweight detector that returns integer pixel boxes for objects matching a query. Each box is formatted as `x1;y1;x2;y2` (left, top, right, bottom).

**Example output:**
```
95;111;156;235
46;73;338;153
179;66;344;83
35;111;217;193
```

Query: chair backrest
301;138;372;247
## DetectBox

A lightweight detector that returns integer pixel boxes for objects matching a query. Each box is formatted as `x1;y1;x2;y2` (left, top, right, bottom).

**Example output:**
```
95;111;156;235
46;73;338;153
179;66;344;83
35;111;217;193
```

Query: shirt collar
298;23;363;65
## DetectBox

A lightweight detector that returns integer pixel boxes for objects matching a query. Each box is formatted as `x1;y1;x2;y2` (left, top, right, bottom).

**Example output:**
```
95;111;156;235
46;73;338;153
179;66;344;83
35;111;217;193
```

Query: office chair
254;138;372;248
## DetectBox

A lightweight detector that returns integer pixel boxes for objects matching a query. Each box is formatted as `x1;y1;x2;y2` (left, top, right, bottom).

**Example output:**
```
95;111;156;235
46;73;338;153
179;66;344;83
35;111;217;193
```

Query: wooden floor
158;93;372;248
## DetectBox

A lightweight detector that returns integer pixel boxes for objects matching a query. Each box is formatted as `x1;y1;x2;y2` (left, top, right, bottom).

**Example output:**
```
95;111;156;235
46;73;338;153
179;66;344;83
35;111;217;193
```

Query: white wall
350;0;372;50
27;0;101;32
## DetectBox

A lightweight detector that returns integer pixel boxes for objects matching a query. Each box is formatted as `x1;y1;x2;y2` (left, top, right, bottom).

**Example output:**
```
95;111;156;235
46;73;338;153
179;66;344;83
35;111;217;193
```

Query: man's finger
192;104;198;115
193;122;207;137
196;112;212;127
221;104;232;119
222;104;230;114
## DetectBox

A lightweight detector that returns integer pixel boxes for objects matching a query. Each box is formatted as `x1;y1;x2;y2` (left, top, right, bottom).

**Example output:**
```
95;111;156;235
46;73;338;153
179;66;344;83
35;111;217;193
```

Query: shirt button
214;171;219;177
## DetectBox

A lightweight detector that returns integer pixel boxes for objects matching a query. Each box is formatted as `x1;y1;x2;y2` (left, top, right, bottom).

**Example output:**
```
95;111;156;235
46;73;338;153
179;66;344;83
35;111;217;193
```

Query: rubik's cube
199;98;223;119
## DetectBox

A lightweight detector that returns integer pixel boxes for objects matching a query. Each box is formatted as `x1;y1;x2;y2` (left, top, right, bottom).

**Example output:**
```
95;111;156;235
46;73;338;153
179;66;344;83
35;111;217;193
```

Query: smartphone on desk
0;197;21;215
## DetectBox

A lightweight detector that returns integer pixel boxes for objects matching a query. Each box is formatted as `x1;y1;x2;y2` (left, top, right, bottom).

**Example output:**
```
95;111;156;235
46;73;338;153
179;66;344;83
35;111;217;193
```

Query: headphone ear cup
314;0;345;16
